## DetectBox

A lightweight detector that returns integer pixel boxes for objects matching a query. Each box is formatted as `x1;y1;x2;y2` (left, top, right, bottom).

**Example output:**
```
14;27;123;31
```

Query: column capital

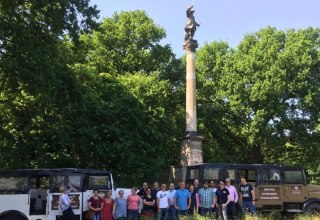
183;39;199;52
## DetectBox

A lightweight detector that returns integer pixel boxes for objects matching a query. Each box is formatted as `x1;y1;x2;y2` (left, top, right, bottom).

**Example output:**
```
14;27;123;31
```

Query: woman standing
188;185;199;215
88;190;102;220
113;190;127;220
127;187;141;220
59;186;75;220
101;191;114;220
140;187;155;220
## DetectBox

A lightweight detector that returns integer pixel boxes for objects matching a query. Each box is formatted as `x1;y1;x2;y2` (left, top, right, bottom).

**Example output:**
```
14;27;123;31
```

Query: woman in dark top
140;187;155;220
88;189;102;220
188;185;199;215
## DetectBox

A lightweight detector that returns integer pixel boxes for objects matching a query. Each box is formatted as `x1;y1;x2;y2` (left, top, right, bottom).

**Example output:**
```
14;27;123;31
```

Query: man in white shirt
157;184;170;220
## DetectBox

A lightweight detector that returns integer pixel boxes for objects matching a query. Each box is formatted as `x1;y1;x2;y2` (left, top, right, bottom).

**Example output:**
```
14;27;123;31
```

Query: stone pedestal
180;134;203;181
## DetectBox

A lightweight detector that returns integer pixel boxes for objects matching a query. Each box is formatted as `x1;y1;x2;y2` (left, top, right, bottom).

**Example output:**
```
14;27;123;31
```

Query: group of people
58;176;256;220
133;177;256;220
192;177;257;220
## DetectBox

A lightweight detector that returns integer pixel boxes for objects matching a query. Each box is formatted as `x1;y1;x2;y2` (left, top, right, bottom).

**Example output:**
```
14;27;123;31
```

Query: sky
90;0;320;57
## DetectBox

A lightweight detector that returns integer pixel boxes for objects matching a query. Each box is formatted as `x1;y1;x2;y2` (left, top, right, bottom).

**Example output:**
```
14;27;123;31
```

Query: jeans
214;205;219;219
157;208;168;220
241;201;257;215
93;213;100;220
227;201;237;220
218;204;228;220
168;206;176;220
127;209;139;220
200;207;212;217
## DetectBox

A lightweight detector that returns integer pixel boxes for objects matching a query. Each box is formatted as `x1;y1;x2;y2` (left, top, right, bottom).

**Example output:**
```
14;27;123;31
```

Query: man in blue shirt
174;182;191;216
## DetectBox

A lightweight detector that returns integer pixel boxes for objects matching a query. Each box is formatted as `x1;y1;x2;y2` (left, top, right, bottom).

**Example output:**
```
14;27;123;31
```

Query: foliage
1;1;320;186
0;3;184;186
0;0;99;168
196;27;320;180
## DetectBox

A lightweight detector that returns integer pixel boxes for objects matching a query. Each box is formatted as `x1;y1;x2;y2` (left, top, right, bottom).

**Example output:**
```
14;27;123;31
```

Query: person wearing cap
225;178;238;220
198;181;216;217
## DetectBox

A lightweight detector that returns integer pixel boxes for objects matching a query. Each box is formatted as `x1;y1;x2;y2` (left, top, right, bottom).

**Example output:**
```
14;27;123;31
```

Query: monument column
180;5;203;181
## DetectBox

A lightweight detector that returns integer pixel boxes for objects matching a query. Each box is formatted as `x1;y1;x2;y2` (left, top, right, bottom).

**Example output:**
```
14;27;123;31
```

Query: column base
179;133;204;181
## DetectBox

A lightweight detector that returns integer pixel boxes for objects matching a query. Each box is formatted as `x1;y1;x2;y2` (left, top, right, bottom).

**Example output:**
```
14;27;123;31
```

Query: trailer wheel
0;212;27;220
305;203;320;214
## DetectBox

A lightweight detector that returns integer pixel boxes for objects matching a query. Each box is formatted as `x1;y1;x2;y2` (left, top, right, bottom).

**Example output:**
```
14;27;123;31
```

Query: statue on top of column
184;5;200;42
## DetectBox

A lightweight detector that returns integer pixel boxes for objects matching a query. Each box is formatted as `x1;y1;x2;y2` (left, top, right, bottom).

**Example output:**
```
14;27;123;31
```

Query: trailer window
68;175;82;190
203;169;219;180
260;169;281;185
51;176;64;193
188;169;199;180
240;169;256;182
89;176;111;189
0;177;28;193
284;170;304;184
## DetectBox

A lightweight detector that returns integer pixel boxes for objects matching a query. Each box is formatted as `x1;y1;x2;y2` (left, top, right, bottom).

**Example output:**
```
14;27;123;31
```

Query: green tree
69;10;185;185
0;0;99;168
77;10;174;75
197;27;320;179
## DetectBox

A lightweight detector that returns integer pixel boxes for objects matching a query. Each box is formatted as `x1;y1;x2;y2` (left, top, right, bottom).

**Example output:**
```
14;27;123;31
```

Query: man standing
225;178;238;220
174;182;191;216
175;180;181;190
167;183;176;220
239;176;257;216
157;184;169;220
198;181;216;217
216;180;230;220
137;182;148;198
152;182;160;199
210;180;219;219
152;181;160;215
194;179;200;193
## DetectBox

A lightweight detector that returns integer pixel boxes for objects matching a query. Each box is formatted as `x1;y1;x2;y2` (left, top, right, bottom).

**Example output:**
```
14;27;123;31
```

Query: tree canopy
1;1;320;184
197;27;320;182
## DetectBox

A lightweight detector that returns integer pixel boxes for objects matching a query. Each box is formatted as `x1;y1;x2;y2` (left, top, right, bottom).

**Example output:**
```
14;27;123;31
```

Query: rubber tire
305;203;320;214
0;213;27;220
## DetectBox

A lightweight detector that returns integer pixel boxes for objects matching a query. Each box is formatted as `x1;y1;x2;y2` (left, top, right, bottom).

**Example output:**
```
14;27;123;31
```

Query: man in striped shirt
198;180;216;217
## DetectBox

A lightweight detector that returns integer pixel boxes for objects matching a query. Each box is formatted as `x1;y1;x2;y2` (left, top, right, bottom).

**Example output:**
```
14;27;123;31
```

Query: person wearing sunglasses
215;181;230;220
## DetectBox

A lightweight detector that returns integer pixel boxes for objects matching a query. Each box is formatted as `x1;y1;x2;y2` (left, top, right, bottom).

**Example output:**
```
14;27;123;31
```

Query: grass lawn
181;213;320;220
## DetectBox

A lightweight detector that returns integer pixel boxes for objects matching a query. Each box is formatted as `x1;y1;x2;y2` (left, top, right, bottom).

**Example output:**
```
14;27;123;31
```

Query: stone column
180;40;203;181
186;45;197;133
